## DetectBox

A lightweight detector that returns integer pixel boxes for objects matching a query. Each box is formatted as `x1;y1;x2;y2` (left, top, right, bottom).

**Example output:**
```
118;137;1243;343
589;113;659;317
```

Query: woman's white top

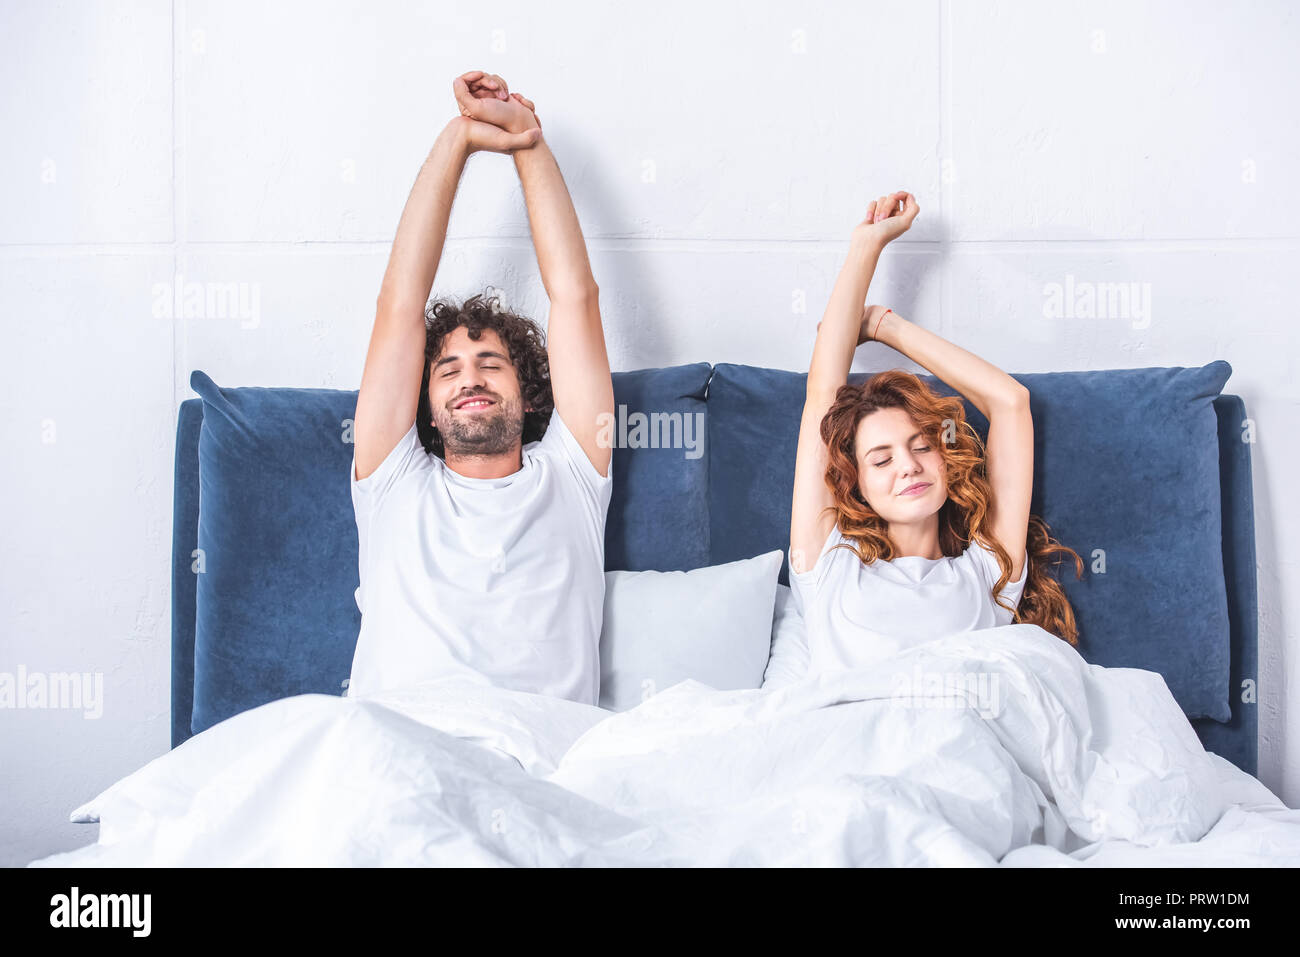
788;525;1028;676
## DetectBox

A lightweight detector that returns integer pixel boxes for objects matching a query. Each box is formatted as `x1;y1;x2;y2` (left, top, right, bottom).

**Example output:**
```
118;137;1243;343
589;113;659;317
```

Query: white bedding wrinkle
27;624;1300;867
47;687;665;867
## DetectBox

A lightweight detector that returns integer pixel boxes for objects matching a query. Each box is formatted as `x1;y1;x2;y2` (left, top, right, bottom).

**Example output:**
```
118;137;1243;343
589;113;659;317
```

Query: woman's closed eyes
872;445;931;467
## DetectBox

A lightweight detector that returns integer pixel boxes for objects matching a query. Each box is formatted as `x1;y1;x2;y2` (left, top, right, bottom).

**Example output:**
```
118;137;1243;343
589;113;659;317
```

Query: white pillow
761;584;811;690
599;550;784;712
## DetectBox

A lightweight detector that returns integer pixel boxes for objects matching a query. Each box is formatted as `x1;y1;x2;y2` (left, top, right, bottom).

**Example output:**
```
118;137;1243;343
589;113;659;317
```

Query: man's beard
435;393;525;457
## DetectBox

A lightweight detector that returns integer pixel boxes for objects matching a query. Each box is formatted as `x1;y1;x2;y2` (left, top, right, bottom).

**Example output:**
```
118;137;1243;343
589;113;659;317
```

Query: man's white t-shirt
347;407;613;705
788;525;1028;677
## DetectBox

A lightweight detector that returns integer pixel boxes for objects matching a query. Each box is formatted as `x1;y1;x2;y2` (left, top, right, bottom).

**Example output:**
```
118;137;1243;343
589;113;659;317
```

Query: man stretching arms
347;71;615;705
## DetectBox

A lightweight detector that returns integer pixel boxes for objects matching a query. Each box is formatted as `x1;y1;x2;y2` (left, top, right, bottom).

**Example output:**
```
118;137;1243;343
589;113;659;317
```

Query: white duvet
27;624;1300;867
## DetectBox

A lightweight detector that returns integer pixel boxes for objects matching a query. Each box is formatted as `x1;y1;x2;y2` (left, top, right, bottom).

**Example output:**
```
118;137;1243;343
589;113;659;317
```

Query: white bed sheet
27;623;1300;867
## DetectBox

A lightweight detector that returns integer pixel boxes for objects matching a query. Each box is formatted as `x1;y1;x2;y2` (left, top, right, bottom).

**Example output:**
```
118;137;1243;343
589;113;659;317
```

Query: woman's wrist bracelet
872;308;892;340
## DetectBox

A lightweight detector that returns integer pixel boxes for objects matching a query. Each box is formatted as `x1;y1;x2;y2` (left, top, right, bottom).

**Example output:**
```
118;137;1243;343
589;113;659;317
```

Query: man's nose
457;367;488;390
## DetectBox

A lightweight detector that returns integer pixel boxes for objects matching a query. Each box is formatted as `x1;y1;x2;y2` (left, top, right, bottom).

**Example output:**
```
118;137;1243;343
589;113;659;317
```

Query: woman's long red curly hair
820;369;1085;646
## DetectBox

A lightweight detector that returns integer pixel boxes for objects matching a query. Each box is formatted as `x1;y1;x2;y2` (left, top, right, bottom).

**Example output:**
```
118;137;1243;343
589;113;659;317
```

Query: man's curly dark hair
417;291;553;458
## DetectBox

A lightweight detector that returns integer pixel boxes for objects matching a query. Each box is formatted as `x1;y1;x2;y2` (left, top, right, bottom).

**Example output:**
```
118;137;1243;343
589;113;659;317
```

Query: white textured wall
2;0;1297;865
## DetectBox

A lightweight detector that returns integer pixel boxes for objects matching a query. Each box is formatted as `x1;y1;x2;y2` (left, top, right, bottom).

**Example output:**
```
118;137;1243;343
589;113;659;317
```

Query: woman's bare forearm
376;119;471;316
807;233;881;401
873;311;1028;415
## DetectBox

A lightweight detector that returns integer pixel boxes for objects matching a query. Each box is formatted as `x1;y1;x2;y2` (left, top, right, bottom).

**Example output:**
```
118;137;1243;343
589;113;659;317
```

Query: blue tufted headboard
170;362;1258;777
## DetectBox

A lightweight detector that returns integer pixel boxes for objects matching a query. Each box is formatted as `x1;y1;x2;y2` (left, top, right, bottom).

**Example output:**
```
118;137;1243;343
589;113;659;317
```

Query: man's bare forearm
376;119;471;316
513;138;597;301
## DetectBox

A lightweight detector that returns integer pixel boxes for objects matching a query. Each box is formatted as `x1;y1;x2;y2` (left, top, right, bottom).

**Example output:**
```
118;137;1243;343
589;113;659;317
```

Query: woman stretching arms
789;191;1083;676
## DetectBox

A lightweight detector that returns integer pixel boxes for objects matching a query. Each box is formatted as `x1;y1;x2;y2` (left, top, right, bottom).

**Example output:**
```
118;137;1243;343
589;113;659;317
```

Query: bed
27;359;1300;866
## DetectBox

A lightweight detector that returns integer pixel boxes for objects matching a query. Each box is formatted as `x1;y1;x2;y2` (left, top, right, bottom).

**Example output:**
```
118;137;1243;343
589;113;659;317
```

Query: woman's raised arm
790;192;919;573
869;308;1033;580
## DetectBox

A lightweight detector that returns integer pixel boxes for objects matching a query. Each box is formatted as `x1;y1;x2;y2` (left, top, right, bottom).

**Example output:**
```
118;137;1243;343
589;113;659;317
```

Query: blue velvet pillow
706;361;1234;722
604;363;712;572
189;371;362;736
187;364;712;736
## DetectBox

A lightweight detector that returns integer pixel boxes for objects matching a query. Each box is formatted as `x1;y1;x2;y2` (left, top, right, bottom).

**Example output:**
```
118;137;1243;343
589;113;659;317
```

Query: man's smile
453;395;496;411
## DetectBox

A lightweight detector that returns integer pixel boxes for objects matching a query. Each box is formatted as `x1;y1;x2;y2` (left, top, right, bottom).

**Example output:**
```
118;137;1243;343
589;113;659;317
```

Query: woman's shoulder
959;537;1028;589
789;524;857;588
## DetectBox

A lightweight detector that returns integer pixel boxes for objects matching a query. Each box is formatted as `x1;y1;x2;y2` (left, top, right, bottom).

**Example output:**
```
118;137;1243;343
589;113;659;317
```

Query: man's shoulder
529;406;612;491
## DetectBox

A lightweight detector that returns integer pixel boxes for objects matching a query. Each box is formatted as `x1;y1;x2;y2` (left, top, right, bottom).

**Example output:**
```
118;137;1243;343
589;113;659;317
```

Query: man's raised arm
514;131;613;477
452;81;612;477
354;74;540;482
